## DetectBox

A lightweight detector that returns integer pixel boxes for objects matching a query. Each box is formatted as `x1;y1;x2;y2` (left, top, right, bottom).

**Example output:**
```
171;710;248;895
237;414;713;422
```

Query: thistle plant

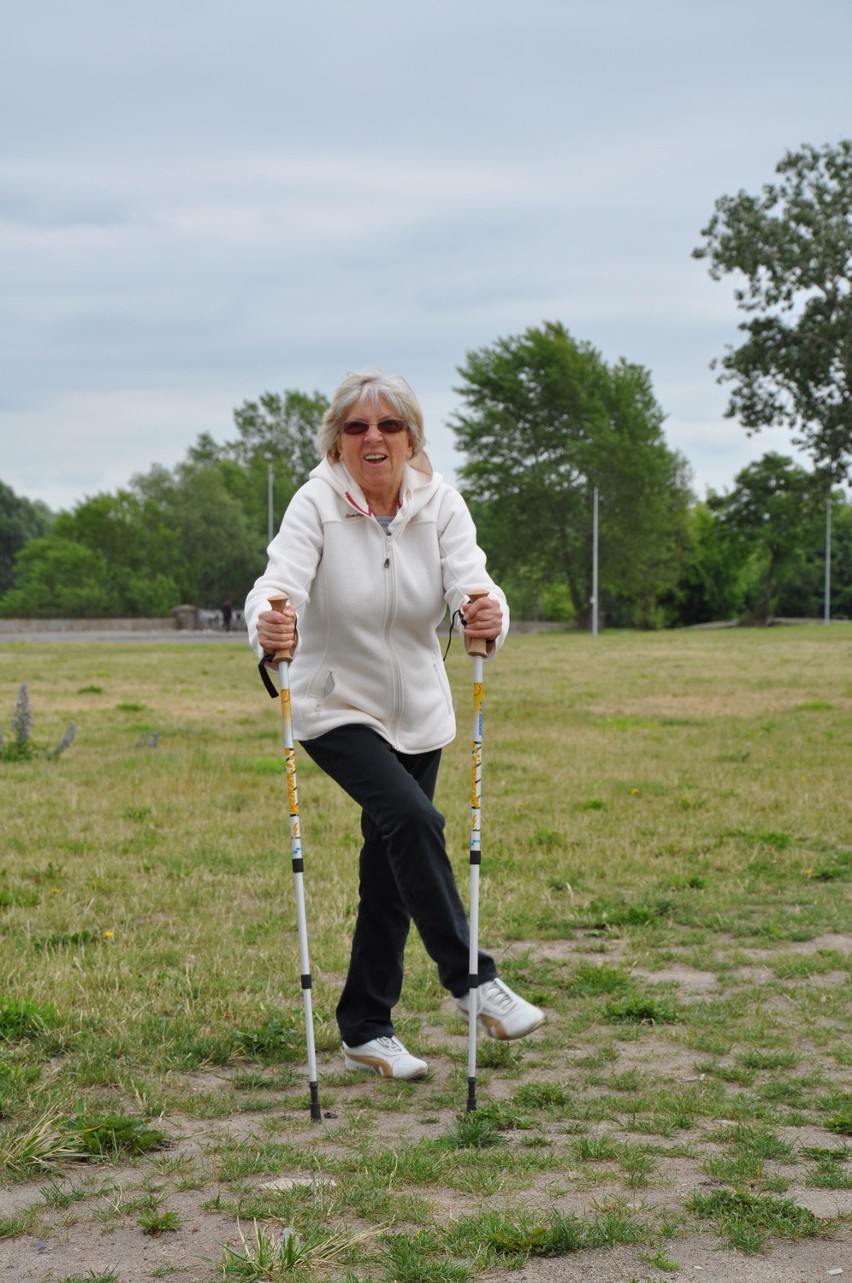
47;721;77;759
11;683;32;756
0;683;76;762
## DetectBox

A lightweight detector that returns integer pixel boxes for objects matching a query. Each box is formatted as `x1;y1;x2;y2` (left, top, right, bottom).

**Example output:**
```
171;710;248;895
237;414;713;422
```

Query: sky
2;0;850;514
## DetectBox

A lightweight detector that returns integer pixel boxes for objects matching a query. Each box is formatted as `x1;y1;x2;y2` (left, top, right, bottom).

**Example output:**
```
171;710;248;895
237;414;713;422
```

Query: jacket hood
308;454;443;521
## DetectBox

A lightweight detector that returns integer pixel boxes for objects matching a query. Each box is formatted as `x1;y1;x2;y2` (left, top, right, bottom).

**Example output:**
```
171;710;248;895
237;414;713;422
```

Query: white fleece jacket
244;456;508;753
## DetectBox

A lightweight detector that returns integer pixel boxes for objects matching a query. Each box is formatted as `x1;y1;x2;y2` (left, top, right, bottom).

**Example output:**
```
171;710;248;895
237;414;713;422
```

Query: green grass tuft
0;998;55;1040
690;1188;822;1253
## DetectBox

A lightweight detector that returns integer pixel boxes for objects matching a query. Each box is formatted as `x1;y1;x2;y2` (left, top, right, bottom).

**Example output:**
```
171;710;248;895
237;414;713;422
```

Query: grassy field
0;625;850;1282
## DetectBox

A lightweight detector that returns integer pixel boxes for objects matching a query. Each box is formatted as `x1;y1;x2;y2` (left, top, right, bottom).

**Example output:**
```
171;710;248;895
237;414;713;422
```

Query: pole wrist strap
258;654;279;699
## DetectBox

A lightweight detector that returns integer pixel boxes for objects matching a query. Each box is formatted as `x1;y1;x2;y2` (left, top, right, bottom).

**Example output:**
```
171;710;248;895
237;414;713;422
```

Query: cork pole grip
267;593;295;663
466;590;490;658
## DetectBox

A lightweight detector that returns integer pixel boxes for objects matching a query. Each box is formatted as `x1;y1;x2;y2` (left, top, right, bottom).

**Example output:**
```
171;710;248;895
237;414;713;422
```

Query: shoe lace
482;979;514;1011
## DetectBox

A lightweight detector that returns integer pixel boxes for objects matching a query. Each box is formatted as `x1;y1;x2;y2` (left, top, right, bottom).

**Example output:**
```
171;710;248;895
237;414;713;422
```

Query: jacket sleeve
436;486;509;657
244;485;323;658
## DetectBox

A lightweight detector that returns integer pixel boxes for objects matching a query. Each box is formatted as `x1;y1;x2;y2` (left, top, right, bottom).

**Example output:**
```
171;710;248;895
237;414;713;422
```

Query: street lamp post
591;486;599;636
823;494;832;625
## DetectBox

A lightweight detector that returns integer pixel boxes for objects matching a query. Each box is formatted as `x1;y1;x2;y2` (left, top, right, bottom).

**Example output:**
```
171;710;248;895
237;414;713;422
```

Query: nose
363;423;385;443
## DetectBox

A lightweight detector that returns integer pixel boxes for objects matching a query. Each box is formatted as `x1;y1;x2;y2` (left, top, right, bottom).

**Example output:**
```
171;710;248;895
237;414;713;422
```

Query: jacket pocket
315;669;335;710
307;667;335;710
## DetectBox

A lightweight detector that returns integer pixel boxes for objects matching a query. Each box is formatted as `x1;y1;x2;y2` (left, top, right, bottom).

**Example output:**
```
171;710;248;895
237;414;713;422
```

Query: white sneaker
455;978;545;1040
342;1035;428;1080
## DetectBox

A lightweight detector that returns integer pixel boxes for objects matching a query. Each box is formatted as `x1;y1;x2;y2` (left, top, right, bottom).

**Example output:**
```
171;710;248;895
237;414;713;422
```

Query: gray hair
317;370;426;459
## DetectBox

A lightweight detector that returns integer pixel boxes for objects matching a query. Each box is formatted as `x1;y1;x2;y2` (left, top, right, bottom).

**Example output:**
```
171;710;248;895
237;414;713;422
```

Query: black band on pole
468;848;481;865
309;1082;322;1121
466;1076;477;1112
292;858;304;873
300;974;311;989
468;974;479;989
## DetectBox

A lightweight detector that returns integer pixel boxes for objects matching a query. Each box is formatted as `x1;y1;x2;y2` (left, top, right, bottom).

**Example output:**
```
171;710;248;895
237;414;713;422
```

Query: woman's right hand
257;605;297;663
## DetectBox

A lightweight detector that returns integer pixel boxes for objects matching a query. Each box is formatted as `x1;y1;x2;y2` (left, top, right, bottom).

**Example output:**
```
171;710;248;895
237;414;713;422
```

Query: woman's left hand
463;594;503;642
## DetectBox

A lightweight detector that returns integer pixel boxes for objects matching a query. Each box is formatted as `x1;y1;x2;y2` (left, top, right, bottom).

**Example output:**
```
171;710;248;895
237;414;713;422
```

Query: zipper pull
384;535;391;569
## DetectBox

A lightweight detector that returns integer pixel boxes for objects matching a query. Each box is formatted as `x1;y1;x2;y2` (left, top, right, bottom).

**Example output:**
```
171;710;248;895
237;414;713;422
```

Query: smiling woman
315;370;431;514
243;368;543;1083
337;412;410;516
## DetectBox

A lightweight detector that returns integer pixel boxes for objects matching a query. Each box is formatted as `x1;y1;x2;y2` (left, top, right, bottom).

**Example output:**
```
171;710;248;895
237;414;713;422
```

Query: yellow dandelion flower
630;787;640;795
103;930;114;939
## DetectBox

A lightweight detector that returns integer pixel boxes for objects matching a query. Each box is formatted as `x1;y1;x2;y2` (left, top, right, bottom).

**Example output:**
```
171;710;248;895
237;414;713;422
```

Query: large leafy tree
131;457;267;607
229;390;329;488
0;481;53;595
0;539;119;618
824;500;852;618
708;452;824;623
693;140;852;484
0;491;181;617
773;490;851;618
665;502;749;626
451;322;693;628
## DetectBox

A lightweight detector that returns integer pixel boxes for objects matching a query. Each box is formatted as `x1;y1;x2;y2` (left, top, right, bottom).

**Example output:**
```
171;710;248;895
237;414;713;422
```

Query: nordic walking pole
466;590;489;1113
268;593;322;1122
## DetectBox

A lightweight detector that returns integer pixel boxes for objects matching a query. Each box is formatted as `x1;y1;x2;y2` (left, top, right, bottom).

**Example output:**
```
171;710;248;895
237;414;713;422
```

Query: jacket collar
311;456;441;524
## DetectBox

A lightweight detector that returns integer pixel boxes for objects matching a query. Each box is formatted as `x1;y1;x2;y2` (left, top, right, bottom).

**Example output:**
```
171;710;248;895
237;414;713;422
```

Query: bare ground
1;934;850;1283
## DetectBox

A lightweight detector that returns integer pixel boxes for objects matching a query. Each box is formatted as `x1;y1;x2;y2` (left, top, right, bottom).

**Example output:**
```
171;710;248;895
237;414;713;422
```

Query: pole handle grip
466;590;489;659
268;593;295;663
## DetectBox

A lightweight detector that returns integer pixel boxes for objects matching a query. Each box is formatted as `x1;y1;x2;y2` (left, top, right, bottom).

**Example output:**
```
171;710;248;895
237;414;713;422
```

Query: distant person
245;370;544;1081
221;599;233;632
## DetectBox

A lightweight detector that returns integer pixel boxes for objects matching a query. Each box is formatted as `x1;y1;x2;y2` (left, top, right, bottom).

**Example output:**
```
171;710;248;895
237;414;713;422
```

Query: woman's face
336;396;414;508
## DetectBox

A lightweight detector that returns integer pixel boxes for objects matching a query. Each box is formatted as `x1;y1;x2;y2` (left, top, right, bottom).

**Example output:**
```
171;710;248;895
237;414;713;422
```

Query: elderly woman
245;370;544;1080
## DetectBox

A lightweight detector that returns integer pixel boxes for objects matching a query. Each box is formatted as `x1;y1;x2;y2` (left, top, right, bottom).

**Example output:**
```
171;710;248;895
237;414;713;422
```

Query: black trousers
300;724;498;1046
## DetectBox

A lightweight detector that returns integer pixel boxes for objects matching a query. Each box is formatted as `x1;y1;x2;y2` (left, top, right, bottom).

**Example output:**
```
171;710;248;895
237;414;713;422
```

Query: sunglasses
341;417;408;436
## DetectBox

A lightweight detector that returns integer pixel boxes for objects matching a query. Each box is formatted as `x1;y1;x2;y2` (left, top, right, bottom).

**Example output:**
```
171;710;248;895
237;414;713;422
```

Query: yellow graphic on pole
470;680;483;838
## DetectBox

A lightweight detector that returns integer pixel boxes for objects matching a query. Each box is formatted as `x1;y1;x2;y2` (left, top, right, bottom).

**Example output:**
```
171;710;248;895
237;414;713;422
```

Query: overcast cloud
2;0;850;512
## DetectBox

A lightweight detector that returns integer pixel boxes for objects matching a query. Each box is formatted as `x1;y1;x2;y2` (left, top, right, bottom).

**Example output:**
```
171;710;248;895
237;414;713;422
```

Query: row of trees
1;139;849;628
1;325;848;627
0;392;326;621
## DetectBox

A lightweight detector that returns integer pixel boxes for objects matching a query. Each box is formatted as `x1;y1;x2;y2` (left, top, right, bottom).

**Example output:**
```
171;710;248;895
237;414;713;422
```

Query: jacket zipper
382;530;404;740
